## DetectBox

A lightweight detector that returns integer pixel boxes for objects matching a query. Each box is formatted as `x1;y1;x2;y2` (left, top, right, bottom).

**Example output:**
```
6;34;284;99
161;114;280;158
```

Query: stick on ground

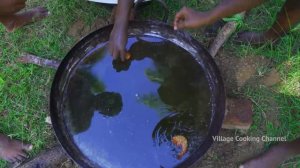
17;54;61;69
209;12;245;57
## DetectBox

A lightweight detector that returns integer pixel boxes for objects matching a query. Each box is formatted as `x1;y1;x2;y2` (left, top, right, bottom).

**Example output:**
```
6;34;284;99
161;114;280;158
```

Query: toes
37;7;50;17
20;7;49;21
233;31;256;44
16;155;25;162
3;156;13;163
31;6;47;12
18;151;28;158
36;7;49;14
235;32;251;41
12;140;33;151
31;7;49;19
37;6;48;11
234;31;274;45
8;157;17;163
22;143;33;152
8;158;15;163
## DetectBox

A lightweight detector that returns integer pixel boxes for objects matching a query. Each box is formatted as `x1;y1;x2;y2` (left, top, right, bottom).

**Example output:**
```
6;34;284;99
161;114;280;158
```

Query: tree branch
17;54;61;69
209;12;245;57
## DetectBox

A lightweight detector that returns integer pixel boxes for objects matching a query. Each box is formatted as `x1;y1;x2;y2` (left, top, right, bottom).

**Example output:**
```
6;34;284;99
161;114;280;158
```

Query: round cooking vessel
50;21;225;168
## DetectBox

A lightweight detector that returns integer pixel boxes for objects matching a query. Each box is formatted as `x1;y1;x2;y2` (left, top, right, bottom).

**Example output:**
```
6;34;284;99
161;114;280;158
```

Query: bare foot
0;7;49;32
0;134;32;163
240;148;279;168
240;143;294;168
234;31;278;45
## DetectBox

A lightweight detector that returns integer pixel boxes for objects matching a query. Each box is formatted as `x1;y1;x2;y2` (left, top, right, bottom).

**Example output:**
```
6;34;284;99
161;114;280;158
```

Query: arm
174;0;264;30
211;0;264;20
108;0;134;61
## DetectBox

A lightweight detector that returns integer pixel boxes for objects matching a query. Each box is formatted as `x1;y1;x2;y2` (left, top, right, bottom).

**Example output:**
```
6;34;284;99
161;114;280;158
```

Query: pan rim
50;20;225;168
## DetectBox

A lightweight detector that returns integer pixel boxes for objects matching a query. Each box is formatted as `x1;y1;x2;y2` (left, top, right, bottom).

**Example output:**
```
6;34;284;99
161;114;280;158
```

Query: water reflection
128;37;210;161
67;69;123;133
64;36;211;168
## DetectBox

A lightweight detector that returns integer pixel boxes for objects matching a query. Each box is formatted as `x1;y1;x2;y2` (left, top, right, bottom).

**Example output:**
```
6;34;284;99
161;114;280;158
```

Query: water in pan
64;36;211;168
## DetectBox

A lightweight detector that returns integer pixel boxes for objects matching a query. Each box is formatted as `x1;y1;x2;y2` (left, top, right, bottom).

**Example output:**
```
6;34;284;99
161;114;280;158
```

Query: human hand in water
0;0;26;15
109;22;129;61
108;0;133;61
174;7;214;30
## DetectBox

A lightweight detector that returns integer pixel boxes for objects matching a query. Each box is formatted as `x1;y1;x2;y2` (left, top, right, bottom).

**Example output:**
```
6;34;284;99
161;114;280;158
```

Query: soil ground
0;0;299;167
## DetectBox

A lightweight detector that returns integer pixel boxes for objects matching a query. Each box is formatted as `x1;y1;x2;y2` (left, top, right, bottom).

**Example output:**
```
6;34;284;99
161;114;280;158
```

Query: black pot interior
50;21;225;168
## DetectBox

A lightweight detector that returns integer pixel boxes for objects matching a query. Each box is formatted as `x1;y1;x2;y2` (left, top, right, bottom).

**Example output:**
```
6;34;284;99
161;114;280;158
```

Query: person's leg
0;7;48;32
236;0;300;44
240;138;300;168
0;133;32;163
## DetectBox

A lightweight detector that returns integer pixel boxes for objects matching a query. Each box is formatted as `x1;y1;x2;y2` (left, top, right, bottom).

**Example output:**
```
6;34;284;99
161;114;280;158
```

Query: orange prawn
172;135;188;160
125;52;132;60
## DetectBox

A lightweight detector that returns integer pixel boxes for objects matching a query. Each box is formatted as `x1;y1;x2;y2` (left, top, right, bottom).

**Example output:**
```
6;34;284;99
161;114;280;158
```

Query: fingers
108;40;117;60
174;9;184;30
174;7;188;30
111;49;128;62
108;43;114;58
108;42;127;61
120;49;126;62
112;49;119;60
175;19;186;30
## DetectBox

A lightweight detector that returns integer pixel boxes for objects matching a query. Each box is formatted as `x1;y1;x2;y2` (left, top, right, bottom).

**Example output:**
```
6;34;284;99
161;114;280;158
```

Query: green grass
0;0;299;167
170;0;300;166
223;0;300;166
0;0;109;167
227;0;300;140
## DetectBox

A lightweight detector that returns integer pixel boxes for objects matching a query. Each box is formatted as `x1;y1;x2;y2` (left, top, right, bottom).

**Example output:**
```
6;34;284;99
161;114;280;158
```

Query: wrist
209;6;227;22
194;10;217;27
209;8;222;24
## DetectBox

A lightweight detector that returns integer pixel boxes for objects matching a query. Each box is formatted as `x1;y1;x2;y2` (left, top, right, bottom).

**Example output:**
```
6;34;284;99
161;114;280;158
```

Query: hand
174;7;214;30
0;0;26;16
108;23;128;61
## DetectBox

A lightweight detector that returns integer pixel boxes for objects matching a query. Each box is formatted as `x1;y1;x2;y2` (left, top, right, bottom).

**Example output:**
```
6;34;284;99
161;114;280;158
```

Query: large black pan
50;21;225;168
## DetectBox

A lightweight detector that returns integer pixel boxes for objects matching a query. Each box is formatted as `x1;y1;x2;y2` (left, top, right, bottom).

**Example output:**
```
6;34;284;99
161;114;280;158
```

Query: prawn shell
172;135;188;159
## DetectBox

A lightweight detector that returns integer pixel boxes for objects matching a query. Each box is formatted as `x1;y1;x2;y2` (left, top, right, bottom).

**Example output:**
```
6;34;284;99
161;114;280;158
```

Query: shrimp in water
172;135;188;159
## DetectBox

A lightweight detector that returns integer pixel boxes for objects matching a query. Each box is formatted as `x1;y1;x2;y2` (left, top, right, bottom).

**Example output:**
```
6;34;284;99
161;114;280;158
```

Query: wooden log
15;146;77;168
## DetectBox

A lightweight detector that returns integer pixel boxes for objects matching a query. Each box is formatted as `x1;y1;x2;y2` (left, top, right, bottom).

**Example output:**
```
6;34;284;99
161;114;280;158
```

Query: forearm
114;0;134;27
109;0;134;60
209;0;264;22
